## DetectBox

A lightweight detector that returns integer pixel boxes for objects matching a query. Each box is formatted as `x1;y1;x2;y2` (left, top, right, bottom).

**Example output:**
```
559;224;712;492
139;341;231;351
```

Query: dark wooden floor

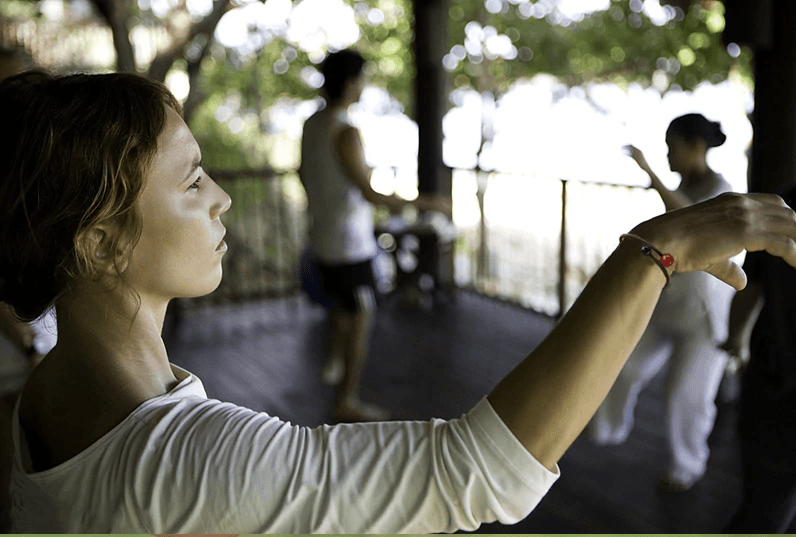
165;291;747;534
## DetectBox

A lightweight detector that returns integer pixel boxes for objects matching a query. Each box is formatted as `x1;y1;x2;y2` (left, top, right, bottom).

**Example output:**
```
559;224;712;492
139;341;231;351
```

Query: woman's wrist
619;233;675;286
629;217;680;271
614;234;671;289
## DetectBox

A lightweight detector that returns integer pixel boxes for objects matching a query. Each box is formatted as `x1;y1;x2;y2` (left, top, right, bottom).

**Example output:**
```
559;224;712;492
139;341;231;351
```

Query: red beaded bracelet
619;233;674;287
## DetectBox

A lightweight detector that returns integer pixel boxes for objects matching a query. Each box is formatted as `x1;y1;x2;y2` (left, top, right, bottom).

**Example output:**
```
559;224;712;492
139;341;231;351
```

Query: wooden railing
168;168;663;320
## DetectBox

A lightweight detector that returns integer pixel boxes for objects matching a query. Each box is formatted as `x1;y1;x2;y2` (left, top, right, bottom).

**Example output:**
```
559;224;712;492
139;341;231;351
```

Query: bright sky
205;0;752;189
185;0;755;228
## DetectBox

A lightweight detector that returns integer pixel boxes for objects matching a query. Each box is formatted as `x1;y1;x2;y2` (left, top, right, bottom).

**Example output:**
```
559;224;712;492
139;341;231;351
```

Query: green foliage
187;0;752;170
189;0;416;169
0;0;39;19
446;0;751;95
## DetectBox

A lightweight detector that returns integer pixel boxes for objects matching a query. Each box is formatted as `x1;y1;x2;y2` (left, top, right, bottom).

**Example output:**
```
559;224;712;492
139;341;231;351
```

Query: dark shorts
317;259;376;313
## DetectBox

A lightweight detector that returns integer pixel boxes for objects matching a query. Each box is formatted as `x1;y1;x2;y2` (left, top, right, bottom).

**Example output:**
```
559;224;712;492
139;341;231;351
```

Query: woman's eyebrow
182;155;203;183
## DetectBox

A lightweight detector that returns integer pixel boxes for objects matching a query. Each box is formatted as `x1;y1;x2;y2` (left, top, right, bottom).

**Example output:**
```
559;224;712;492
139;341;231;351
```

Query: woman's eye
188;176;202;190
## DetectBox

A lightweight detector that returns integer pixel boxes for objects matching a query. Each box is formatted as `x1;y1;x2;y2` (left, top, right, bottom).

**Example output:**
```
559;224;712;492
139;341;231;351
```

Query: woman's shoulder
17;354;191;472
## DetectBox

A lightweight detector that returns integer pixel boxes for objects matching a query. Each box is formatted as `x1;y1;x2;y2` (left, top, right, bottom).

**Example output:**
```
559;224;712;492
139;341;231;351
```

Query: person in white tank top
299;50;451;422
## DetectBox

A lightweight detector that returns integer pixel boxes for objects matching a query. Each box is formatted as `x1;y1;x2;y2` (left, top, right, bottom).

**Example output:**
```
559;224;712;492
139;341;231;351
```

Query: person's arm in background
487;193;796;472
719;276;764;368
625;144;692;211
334;126;452;215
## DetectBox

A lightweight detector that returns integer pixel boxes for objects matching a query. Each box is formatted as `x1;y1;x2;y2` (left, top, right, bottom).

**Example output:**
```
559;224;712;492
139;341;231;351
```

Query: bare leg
321;309;346;386
333;308;389;422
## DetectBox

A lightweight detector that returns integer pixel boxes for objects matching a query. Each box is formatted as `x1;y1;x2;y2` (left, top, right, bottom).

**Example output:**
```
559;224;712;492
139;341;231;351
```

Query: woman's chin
179;274;224;299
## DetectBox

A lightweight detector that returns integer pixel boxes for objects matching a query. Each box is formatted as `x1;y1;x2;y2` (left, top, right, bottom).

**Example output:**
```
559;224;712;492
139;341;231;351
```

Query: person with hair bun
3;71;796;533
588;113;736;492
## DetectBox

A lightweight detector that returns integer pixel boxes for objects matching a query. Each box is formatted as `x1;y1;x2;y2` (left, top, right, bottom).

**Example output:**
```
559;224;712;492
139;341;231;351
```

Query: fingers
715;193;796;268
752;232;796;270
743;192;791;209
705;259;747;291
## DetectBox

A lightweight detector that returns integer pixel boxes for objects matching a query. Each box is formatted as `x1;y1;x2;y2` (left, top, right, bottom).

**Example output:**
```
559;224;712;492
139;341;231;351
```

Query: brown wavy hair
0;71;182;322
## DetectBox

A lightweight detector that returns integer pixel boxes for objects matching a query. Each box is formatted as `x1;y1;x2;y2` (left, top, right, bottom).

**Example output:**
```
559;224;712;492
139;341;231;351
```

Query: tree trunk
148;0;231;82
91;0;136;71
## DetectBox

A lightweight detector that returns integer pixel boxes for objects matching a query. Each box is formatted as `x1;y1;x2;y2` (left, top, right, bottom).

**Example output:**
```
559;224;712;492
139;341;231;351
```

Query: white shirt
10;364;559;533
300;108;378;265
652;175;735;341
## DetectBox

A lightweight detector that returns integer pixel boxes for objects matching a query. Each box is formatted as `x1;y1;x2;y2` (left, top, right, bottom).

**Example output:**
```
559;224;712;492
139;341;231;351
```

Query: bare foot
657;470;701;493
334;400;390;423
321;357;345;386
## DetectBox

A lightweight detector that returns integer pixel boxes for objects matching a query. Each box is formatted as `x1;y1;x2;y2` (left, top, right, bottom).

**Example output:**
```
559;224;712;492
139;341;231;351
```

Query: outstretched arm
334;126;452;215
489;193;796;471
625;144;692;211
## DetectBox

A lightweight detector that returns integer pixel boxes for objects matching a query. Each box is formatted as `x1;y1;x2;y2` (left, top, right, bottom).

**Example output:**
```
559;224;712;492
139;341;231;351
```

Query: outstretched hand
632;193;796;290
624;144;651;173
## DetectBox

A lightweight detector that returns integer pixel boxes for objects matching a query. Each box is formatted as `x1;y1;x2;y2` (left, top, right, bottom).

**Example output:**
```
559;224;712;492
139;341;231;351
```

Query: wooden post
412;0;450;197
412;0;454;299
557;180;568;319
725;0;796;193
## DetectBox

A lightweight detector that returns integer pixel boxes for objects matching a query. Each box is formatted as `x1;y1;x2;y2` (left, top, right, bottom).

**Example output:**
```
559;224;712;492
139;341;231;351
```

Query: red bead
660;253;674;268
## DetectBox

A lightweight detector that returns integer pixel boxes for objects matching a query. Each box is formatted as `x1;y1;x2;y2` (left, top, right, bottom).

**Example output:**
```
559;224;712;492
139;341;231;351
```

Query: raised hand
632;193;796;290
624;144;652;173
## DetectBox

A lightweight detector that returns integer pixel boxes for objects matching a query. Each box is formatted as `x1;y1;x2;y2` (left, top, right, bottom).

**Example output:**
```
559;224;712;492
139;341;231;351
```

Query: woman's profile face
666;134;698;173
344;73;366;104
123;106;232;302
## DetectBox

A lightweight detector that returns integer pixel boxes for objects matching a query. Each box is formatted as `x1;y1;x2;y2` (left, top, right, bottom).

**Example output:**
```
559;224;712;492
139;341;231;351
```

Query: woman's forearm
488;239;665;471
648;173;691;211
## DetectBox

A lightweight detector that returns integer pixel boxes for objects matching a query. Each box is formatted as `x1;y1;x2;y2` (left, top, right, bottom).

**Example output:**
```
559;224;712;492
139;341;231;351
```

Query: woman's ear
79;224;128;277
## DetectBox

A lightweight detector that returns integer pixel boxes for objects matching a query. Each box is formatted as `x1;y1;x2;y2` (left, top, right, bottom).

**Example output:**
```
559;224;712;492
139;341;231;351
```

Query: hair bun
709;121;727;148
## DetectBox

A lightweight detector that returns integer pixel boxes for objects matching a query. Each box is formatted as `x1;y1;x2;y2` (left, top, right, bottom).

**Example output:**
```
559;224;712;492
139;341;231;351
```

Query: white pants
588;308;728;481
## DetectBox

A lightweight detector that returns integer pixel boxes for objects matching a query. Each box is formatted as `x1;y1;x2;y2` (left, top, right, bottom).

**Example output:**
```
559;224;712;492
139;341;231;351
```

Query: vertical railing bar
557;179;568;320
276;173;285;298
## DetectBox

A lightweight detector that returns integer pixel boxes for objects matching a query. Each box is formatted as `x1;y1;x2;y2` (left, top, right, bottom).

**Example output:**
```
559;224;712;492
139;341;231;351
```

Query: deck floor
165;291;748;534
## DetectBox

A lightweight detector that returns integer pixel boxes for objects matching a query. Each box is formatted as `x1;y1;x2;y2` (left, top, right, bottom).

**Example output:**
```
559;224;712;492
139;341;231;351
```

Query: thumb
703;260;747;291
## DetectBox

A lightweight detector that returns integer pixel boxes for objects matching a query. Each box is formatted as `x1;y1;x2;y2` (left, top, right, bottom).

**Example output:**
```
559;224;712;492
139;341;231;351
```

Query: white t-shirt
300;107;379;265
10;364;559;533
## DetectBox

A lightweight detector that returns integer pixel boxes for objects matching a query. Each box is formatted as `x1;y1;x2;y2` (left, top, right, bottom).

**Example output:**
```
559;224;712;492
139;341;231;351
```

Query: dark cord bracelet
619;233;675;287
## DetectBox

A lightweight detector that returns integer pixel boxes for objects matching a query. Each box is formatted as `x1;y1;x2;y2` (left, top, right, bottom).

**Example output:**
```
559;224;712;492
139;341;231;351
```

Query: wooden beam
412;0;450;197
725;0;796;193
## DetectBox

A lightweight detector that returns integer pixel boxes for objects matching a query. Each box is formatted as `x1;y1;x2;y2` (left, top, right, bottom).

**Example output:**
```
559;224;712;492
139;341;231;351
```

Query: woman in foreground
2;71;795;533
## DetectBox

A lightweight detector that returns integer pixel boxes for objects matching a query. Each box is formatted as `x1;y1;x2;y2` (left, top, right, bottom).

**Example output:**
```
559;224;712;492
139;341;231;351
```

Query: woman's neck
680;159;713;185
52;285;176;393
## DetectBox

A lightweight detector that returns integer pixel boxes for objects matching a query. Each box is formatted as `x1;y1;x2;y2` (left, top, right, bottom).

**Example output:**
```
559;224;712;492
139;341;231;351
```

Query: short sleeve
127;396;559;534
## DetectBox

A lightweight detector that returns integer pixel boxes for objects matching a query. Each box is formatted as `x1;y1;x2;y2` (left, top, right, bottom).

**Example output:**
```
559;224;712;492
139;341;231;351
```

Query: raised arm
334;126;451;215
625;144;692;211
488;193;796;471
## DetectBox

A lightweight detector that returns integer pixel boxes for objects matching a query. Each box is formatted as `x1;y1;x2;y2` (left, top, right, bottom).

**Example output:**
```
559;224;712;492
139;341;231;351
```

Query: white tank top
300;108;377;264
